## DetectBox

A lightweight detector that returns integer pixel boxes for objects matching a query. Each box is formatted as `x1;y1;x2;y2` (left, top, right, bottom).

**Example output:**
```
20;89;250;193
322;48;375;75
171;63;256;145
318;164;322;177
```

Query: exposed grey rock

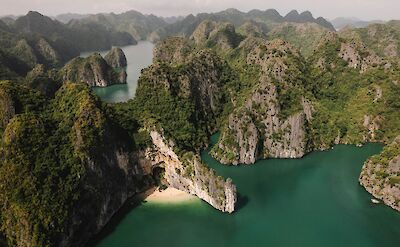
190;20;219;44
147;130;237;213
104;47;127;68
61;53;127;87
360;137;400;212
211;38;311;165
339;42;361;69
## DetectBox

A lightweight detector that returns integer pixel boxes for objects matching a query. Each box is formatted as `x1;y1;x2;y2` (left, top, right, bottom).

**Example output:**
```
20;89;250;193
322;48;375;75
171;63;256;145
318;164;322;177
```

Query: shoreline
145;187;197;204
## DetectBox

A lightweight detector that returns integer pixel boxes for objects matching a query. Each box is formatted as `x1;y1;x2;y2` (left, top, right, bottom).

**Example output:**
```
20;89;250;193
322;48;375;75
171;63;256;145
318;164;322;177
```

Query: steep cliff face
211;38;311;165
104;47;127;68
59;109;153;246
360;137;400;211
0;83;154;247
61;53;127;87
146;130;236;212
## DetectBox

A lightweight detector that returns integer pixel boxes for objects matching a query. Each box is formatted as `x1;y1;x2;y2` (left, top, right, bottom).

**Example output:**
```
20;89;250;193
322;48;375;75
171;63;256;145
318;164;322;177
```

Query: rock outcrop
60;53;127;87
211;38;311;165
190;20;243;51
360;137;400;211
147;130;237;213
311;32;388;73
338;41;384;72
104;47;127;68
362;115;382;142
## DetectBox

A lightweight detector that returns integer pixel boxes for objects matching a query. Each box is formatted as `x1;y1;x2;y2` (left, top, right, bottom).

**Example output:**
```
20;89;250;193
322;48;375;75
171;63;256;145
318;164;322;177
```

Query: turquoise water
91;135;400;247
80;41;154;103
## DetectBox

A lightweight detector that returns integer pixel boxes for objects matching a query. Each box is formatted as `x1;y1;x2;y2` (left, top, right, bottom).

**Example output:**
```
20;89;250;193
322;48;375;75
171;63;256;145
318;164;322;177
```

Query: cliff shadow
235;193;249;212
85;187;156;247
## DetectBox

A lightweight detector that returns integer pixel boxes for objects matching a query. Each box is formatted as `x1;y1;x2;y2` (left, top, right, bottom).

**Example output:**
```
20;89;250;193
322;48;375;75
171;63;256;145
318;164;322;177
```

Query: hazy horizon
0;0;398;21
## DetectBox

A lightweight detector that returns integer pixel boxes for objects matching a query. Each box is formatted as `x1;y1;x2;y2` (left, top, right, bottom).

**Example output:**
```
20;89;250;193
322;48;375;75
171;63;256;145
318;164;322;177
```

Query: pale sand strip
145;187;197;203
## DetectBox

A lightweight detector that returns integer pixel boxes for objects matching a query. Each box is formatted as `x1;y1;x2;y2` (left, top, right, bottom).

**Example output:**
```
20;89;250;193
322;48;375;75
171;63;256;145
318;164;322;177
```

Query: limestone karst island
0;0;399;246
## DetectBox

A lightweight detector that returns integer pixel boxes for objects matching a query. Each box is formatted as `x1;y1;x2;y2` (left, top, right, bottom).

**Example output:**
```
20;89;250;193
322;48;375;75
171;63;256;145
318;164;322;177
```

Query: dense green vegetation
0;82;138;246
368;138;400;178
339;21;400;57
0;81;46;134
306;37;400;147
1;113;81;246
118;63;212;151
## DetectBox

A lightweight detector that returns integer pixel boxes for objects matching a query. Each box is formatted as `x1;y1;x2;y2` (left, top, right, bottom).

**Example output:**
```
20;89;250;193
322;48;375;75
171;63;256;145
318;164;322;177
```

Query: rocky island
61;48;128;87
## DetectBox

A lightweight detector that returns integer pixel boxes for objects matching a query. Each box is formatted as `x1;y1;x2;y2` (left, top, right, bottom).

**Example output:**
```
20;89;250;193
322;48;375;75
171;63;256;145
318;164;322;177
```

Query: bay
92;135;400;247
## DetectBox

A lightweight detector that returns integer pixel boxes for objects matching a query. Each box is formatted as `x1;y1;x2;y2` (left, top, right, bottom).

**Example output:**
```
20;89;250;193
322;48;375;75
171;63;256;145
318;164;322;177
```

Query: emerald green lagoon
81;41;154;103
91;135;400;247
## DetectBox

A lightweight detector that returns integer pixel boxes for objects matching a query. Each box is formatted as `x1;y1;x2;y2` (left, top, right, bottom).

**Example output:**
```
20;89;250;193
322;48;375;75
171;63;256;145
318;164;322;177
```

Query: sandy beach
145;187;197;203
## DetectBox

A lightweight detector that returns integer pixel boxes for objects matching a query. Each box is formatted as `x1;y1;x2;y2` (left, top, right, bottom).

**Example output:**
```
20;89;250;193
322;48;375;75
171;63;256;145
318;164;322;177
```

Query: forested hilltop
0;8;399;247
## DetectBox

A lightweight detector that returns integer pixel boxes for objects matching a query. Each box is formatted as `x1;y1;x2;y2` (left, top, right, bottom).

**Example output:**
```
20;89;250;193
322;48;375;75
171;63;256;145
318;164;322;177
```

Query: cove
80;41;154;103
90;135;400;247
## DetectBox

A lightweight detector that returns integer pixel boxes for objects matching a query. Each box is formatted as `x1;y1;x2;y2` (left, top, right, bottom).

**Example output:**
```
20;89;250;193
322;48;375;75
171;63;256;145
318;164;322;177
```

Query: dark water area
93;134;400;247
